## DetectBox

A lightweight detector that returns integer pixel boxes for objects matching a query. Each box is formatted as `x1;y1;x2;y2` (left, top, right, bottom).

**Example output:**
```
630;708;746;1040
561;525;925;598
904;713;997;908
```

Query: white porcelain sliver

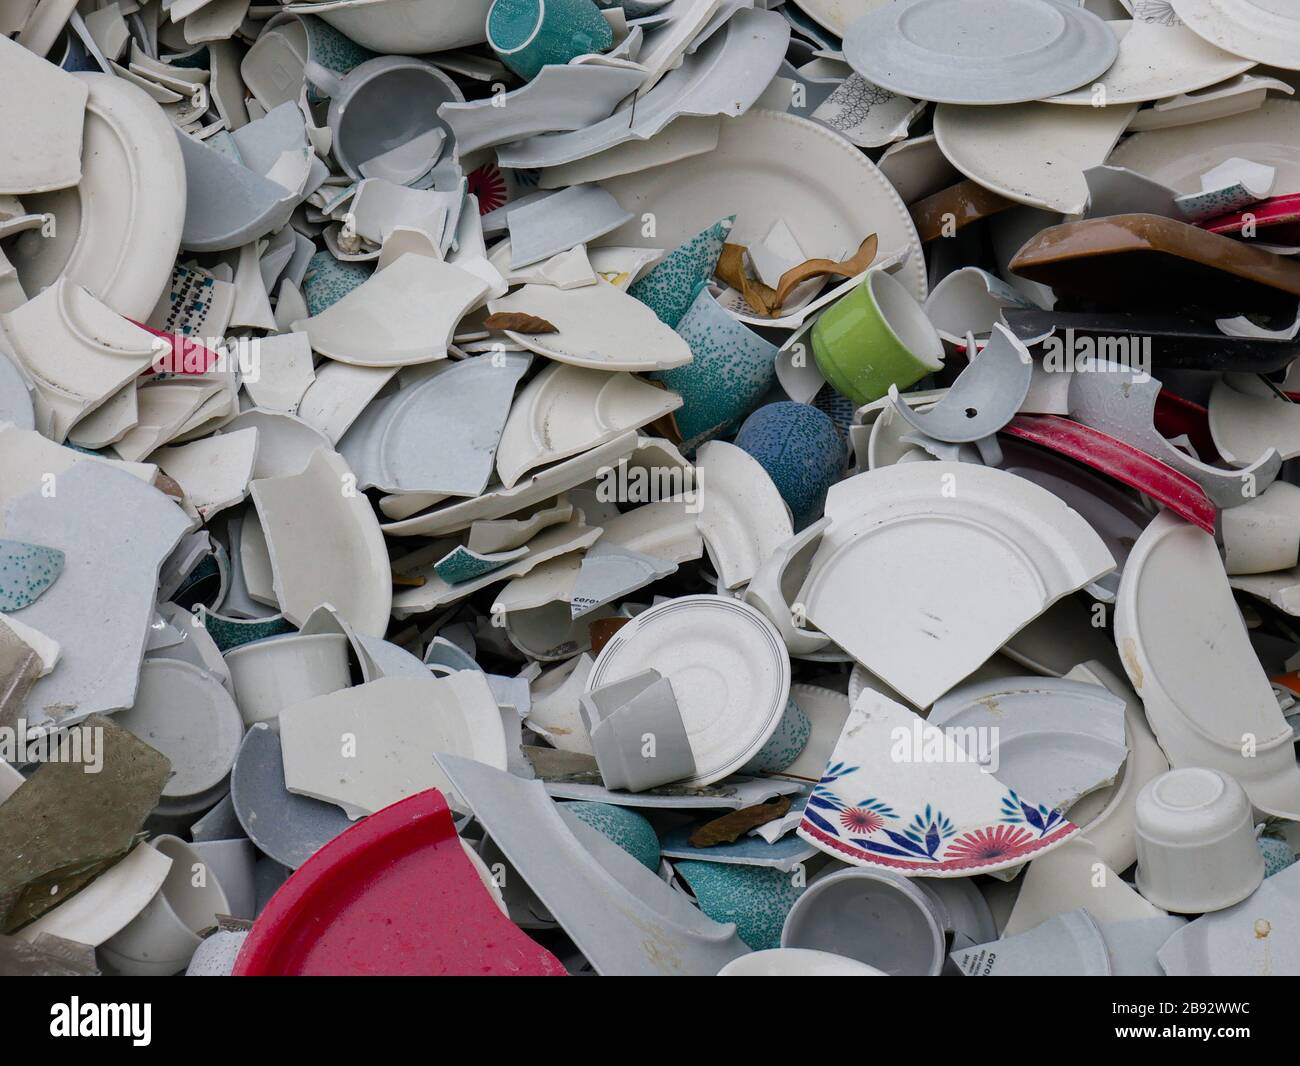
1114;510;1300;820
496;363;682;489
151;427;259;521
0;33;87;194
800;463;1115;709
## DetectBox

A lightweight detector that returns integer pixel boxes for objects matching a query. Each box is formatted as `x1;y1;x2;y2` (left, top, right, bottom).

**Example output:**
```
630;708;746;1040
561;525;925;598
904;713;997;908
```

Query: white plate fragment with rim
1171;0;1300;71
800;463;1115;709
693;441;794;590
1114;510;1300;820
587;595;791;787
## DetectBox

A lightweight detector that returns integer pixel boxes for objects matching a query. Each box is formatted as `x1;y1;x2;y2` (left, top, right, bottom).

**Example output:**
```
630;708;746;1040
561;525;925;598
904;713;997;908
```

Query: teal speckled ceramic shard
433;544;528;585
630;216;733;328
0;539;65;612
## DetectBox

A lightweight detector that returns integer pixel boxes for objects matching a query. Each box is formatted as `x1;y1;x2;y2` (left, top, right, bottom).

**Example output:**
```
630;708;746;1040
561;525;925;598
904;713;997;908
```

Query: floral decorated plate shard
797;689;1079;877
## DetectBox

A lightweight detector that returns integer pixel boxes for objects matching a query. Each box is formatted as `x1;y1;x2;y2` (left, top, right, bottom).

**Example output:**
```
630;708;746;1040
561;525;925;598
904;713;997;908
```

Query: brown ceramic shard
771;233;879;310
0;715;171;932
910;178;1016;243
1010;213;1300;315
484;312;559;334
688;796;791;847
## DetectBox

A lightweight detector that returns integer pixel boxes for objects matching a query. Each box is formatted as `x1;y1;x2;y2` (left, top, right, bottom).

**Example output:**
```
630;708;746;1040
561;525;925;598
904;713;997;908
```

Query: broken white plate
468;501;574;555
799;689;1080;877
243;331;315;414
296;362;399;444
280;674;508;818
1127;73;1293;132
526;653;595;754
339;352;530;496
380;431;644;535
1209;379;1300;466
249;447;391;635
437;753;749;975
693;441;794;589
1;437;190;731
112;658;245;817
487;280;693;372
0;280;159;443
507;185;634;270
152;427;259;521
224;408;333;478
597;108;927;304
933;101;1138;215
953;909;1111;976
928;676;1127;813
1158;862;1300;975
1047;18;1255;105
496;363;681;489
588;595;791;787
923;267;1036;347
295;253;489;366
569;541;678;618
9;72;185;320
1116;511;1300;819
801;463;1114;709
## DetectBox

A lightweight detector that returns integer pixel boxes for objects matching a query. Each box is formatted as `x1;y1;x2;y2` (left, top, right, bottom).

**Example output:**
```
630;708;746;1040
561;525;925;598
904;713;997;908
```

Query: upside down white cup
223;632;352;728
1135;768;1264;914
99;836;232;976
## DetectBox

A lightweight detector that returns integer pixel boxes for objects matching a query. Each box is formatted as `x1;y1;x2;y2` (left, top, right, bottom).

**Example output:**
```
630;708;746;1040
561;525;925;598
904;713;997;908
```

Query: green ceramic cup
811;271;944;407
487;0;614;81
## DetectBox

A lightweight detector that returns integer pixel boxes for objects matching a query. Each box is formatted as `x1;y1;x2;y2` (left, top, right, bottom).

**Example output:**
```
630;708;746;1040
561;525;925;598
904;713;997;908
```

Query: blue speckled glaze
741;696;811;775
812;383;859;433
630;217;734;328
675;859;807;951
0;539;65;612
1260;835;1295;878
560;801;660;871
302;250;373;317
201;610;294;653
656;283;778;449
488;0;614;80
735;402;846;528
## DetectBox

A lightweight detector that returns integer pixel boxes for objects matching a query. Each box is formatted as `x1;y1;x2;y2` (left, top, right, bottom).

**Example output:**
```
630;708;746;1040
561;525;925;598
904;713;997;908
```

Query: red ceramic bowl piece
232;789;567;976
1198;193;1300;237
1001;415;1216;535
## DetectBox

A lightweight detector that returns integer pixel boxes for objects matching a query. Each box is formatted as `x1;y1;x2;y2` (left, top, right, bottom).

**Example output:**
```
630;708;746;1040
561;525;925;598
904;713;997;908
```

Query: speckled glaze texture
742;696;811;775
0;539;65;611
735;402;846;528
488;0;615;81
434;546;514;585
302;250;374;317
561;801;661;871
629;217;734;328
657;282;778;448
1260;835;1295;878
675;860;806;951
202;611;294;653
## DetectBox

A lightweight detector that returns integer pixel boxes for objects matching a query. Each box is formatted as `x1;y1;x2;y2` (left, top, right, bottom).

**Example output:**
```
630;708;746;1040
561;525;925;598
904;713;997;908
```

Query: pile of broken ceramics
4;0;1300;978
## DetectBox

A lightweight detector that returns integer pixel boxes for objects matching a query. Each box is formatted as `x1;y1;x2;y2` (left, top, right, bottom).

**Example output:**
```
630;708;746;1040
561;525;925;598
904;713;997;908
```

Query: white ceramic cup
224;632;352;728
1135;768;1265;914
100;836;231;976
781;867;947;976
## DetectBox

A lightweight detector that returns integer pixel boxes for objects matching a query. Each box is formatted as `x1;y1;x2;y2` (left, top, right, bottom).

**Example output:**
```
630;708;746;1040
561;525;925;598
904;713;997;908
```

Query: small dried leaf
484;312;559;334
688;795;792;847
715;243;776;317
771;233;879;310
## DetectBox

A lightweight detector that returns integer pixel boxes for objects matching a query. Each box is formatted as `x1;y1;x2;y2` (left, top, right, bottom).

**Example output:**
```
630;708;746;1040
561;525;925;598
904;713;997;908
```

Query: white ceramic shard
280;674;508;817
0;34;87;194
0;280;159;443
468;501;574;555
507;185;634;270
223;408;333;478
487;280;692;372
16;842;172;948
692;441;794;589
339;352;529;497
1127;73;1293;133
295;253;490;366
249;447;391;636
569;541;678;618
526;653;596;755
1115;510;1300;820
536;116;723;190
296;362;398;443
928;676;1128;813
587;595;791;786
1209;379;1300;465
801;463;1115;709
243;331;315;413
496;364;682;489
1171;0;1300;71
439;63;646;155
598;498;705;564
152;427;259;521
349;179;462;252
953;910;1111;976
933;100;1138;215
